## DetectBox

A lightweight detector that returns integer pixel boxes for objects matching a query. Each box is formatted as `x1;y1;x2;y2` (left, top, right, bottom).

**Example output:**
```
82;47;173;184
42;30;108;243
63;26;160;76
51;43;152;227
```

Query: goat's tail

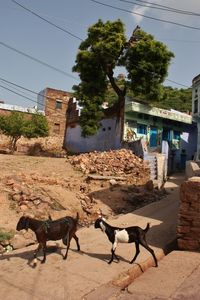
76;212;79;223
143;222;150;233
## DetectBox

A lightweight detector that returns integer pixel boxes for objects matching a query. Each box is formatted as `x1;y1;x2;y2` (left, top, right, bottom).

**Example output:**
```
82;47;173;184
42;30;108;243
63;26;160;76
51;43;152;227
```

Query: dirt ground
0;153;178;300
0;153;166;251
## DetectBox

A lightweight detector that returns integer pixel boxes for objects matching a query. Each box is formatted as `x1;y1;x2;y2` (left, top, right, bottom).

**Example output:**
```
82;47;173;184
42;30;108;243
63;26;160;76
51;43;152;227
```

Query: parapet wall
177;177;200;250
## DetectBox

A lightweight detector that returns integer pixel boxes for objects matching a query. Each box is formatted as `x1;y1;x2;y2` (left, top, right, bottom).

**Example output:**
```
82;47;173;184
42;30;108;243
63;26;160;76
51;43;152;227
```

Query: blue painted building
64;97;197;172
124;99;197;171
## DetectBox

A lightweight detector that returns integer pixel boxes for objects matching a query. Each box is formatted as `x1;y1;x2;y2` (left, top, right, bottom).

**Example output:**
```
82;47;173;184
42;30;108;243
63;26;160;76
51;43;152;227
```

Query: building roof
0;103;44;114
192;74;200;85
125;101;192;124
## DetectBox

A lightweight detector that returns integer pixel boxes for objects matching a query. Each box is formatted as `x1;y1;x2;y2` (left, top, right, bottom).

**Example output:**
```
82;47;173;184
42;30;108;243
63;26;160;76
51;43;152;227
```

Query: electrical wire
0;81;72;118
0;41;79;81
89;0;200;31
11;0;83;41
115;0;200;16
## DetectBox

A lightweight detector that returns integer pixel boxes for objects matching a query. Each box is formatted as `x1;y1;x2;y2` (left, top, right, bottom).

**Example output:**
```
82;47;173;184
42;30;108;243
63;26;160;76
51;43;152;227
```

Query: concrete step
85;251;200;300
119;251;200;300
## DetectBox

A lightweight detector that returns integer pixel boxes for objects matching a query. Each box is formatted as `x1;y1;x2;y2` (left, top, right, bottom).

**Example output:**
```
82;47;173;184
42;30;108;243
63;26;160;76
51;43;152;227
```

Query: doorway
150;127;157;147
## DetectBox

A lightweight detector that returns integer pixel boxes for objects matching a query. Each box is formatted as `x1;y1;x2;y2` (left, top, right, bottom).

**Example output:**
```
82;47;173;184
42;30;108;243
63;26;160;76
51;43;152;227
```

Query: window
55;99;62;109
194;99;198;113
137;124;147;134
162;128;171;141
53;123;60;134
174;130;180;140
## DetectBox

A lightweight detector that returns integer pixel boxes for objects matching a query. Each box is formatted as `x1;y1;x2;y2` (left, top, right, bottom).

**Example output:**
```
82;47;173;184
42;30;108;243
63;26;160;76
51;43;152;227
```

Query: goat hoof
63;256;67;260
41;260;45;264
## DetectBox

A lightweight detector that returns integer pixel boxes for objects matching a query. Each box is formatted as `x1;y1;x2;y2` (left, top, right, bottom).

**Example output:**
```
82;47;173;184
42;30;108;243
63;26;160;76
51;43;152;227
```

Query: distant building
37;88;71;136
0;102;43;117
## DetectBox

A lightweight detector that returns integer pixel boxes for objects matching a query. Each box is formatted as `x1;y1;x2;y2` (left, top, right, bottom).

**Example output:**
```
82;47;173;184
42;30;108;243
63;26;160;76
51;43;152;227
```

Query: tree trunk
10;136;20;154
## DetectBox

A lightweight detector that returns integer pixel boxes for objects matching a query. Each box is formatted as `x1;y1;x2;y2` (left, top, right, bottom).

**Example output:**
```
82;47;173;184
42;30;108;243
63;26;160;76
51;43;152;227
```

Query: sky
0;0;200;108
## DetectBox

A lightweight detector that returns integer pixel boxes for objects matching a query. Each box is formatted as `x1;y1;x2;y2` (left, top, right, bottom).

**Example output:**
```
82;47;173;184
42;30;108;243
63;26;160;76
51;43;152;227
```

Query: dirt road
0;174;183;300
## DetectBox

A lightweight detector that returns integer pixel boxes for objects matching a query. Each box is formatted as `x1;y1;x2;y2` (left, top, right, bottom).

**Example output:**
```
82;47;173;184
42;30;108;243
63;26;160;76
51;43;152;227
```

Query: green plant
0;112;49;153
0;228;15;242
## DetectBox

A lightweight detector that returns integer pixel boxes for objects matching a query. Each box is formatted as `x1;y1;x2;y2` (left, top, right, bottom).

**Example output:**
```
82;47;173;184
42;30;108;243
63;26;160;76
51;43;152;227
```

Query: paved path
0;175;183;300
106;251;200;300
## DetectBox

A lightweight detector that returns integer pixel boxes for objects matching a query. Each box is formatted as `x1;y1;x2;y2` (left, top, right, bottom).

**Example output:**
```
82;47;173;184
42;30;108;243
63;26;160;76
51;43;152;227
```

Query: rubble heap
69;149;150;184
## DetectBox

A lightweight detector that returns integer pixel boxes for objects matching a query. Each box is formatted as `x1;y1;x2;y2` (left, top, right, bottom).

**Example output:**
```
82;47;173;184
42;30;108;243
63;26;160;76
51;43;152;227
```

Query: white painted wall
65;117;121;153
0;103;44;114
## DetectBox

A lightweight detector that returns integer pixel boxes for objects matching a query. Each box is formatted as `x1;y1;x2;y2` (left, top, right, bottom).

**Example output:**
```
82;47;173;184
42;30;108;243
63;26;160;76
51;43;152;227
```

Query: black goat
16;213;80;264
94;217;158;266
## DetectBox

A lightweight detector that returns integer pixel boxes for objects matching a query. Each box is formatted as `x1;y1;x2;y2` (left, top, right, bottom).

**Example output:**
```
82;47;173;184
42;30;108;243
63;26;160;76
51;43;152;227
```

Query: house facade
64;98;121;153
37;88;71;136
124;98;197;170
192;74;200;160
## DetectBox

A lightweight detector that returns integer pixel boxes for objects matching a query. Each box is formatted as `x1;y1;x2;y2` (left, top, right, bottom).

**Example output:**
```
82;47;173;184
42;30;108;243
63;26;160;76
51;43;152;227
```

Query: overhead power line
0;83;40;107
89;0;200;31
0;80;72;117
0;77;73;102
11;0;83;41
0;41;79;81
116;0;200;16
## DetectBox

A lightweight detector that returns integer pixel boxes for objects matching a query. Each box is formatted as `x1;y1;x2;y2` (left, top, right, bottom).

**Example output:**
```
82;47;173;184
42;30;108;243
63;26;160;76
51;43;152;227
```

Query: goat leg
41;242;47;264
108;242;119;264
139;239;158;267
63;232;70;260
73;234;80;251
130;241;140;264
33;243;42;265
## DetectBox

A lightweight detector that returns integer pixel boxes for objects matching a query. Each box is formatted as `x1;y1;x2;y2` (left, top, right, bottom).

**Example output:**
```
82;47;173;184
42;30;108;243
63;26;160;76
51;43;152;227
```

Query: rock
0;245;5;254
10;234;29;250
109;179;118;186
12;193;21;202
145;180;154;191
20;204;28;211
69;149;150;184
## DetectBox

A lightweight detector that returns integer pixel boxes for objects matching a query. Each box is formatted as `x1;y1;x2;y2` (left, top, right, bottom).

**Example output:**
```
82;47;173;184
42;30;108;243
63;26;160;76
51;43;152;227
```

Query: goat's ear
98;209;103;219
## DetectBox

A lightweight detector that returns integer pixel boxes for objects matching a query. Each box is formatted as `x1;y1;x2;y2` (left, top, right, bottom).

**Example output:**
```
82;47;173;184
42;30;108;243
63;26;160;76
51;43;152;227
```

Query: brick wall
177;177;200;250
44;88;71;137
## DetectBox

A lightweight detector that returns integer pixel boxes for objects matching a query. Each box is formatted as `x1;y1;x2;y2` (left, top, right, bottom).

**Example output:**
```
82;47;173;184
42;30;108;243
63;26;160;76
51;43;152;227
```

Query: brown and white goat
16;213;80;264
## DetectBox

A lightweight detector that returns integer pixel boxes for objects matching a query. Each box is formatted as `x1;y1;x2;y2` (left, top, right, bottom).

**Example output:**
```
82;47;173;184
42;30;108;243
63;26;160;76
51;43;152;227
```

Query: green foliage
0;112;49;152
124;30;174;100
24;113;49;138
0;228;15;242
152;87;192;112
0;111;26;139
73;20;174;136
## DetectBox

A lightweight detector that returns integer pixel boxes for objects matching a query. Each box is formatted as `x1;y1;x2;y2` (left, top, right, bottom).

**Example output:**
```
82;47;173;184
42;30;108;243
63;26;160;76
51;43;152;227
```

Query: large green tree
0;112;49;153
73;20;174;136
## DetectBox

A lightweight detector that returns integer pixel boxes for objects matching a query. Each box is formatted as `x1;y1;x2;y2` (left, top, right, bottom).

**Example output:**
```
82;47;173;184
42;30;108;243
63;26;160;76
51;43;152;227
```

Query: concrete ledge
84;239;177;299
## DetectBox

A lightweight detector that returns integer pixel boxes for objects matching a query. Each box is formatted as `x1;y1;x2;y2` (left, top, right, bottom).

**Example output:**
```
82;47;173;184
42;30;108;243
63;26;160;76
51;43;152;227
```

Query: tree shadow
87;173;184;251
87;180;167;216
